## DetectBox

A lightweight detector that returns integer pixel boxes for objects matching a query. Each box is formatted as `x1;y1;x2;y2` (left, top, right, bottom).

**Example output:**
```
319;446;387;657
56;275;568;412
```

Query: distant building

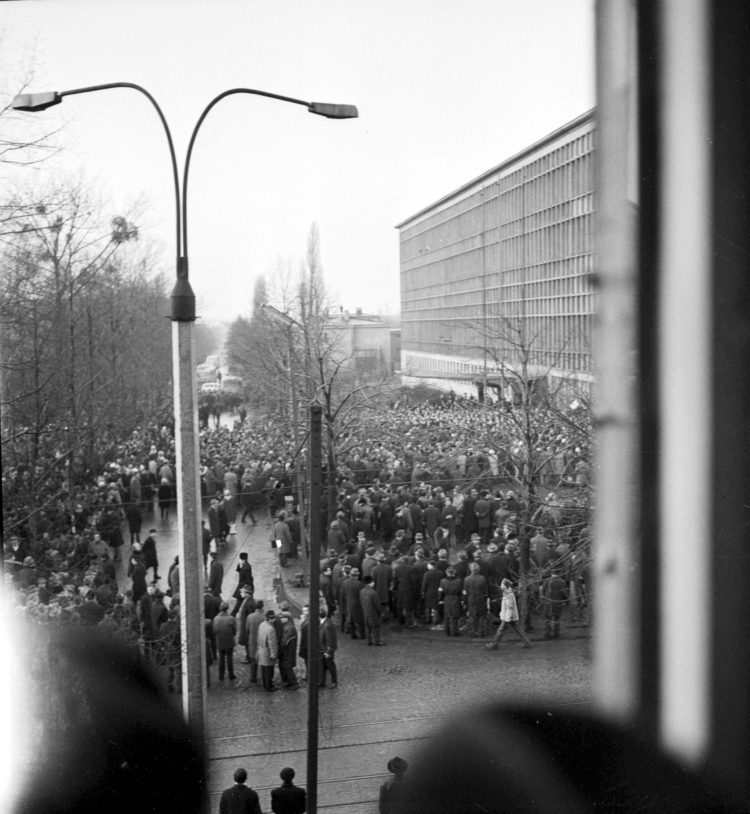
325;308;393;373
397;110;595;401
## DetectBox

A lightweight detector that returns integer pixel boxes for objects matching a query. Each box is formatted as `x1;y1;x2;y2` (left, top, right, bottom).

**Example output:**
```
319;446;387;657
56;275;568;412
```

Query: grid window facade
398;112;595;383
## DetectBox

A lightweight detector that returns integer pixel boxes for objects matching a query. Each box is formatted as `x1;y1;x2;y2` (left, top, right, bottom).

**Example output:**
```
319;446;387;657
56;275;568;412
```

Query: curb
276;568;305;617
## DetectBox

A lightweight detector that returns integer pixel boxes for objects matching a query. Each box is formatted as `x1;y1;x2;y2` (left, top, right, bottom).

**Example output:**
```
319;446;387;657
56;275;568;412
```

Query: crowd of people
3;393;592;695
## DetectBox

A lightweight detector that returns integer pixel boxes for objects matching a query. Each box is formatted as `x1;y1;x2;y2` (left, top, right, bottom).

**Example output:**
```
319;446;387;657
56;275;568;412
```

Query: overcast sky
2;0;595;324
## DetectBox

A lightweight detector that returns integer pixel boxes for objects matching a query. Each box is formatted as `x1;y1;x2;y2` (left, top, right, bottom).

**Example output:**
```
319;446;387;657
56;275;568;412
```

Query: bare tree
0;176;172;537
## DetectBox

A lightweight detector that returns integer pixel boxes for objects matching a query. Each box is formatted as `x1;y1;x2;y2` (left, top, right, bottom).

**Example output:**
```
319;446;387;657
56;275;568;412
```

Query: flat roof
395;108;595;230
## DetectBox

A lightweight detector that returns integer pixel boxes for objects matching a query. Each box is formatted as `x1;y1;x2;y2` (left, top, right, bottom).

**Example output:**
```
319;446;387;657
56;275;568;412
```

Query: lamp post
13;87;357;755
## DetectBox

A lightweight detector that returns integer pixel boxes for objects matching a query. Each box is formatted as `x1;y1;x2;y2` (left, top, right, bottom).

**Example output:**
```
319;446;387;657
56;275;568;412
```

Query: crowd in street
3;393;592;694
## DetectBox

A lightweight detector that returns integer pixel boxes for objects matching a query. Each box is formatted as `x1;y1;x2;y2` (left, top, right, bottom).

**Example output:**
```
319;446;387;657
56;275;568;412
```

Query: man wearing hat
379;757;408;814
257;609;279;691
278;611;299;689
232;552;255;616
213;602;237;682
463;561;490;638
360;575;385;645
392;556;419;628
342;567;366;639
319;607;338;688
371;552;393;620
438;566;463;636
319;565;336;616
361;546;378;579
237;586;257;662
208;550;224;598
270;767;306;814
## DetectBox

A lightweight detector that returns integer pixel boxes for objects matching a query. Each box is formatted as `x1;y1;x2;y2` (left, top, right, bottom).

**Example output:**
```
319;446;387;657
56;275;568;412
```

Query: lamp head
11;92;62;112
308;102;358;119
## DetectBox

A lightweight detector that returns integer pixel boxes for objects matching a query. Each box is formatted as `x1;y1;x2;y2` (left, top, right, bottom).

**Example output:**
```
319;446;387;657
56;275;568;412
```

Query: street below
108;415;592;814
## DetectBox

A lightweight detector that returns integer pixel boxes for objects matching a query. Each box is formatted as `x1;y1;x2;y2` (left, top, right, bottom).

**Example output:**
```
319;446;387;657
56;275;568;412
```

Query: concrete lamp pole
12;87;357;766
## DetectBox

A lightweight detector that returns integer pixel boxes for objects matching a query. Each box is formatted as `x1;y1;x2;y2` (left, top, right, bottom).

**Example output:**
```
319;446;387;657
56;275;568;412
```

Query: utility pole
306;403;323;814
287;327;308;573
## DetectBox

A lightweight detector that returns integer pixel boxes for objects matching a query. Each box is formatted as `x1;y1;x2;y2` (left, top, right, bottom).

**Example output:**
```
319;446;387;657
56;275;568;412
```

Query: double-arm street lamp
13;86;356;777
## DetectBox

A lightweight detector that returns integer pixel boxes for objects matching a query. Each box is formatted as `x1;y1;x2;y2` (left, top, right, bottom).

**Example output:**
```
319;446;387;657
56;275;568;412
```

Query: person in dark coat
298;606;309;680
463;488;479;541
139;585;156;659
150;591;169;639
463;561;490;637
98;507;125;562
158;478;172;521
208;551;224;597
360;575;385;645
237;587;257;662
270;767;307;814
141;528;160;581
213;602;237;681
423;501;441;541
371;554;392;619
125;501;142;545
379;756;408;814
421;560;443;626
130;556;148;605
240;474;259;524
319;566;336;615
319;609;338;688
287;507;302;560
379;499;394;541
342;569;366;639
219;767;262;814
438;566;463;636
201;520;213;571
474;490;492;546
208;497;222;545
99;552;118;591
204;585;222;659
232;553;255;616
392;556;419;628
543;570;569;639
326;520;347;554
168;556;181;603
278;612;299;689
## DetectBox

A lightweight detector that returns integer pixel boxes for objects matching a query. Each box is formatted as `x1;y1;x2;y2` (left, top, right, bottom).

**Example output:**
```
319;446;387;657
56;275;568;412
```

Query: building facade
325;308;393;373
397;110;595;400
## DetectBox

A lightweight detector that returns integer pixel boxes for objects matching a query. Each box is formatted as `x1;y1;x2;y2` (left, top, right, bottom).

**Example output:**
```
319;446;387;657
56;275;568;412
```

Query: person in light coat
272;512;293;568
486;578;531;649
256;609;279;691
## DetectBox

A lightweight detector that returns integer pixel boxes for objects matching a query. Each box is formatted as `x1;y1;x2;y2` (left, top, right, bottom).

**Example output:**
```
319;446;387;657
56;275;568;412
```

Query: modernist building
397;110;595;400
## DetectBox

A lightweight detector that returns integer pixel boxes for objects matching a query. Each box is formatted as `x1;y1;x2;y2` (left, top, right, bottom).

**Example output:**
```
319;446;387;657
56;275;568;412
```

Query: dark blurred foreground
9;625;745;814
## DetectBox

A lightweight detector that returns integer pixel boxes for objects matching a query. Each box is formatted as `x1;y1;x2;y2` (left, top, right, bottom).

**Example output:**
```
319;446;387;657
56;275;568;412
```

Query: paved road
107;411;593;814
201;521;593;814
112;504;592;814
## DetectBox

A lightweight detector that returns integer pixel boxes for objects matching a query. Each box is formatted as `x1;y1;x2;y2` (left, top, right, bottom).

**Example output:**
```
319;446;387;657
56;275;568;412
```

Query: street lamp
12;86;357;755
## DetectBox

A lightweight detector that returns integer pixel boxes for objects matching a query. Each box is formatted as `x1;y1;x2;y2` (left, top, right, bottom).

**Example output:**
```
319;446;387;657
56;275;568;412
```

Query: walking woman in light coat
486;578;531;649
